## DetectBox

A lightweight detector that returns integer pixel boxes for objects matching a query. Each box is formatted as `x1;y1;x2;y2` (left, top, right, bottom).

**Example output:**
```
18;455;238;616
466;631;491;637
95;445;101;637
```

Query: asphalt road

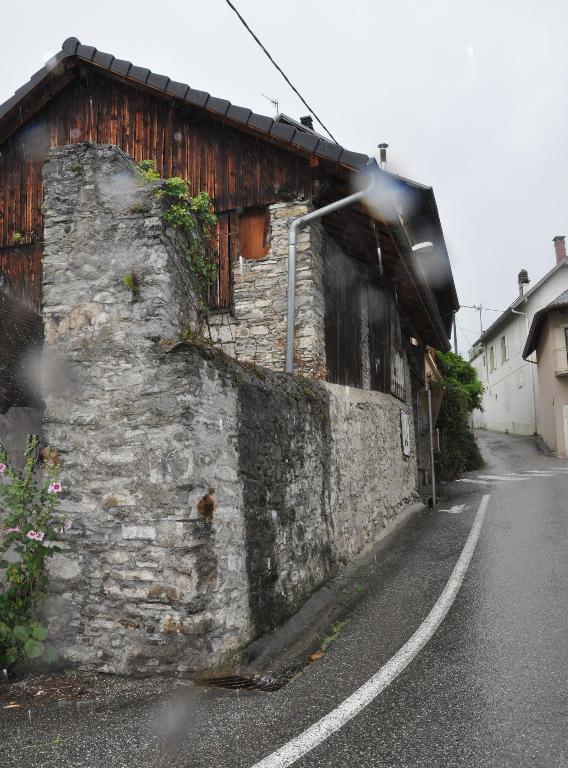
2;430;568;767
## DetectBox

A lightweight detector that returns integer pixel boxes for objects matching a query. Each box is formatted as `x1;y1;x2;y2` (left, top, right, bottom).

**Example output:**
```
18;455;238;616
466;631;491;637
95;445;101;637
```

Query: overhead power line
223;0;339;144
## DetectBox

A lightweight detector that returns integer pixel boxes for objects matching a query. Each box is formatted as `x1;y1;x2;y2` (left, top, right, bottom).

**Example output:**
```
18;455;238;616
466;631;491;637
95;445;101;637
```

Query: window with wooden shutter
207;207;270;309
238;207;270;260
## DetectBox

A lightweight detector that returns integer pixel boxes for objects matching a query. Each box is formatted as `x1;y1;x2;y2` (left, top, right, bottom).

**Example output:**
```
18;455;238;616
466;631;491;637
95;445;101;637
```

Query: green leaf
24;638;44;659
0;560;9;569
30;624;48;641
13;624;29;642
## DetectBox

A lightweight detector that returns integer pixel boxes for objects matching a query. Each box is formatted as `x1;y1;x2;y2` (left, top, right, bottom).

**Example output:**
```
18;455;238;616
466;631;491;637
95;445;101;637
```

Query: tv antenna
261;93;279;115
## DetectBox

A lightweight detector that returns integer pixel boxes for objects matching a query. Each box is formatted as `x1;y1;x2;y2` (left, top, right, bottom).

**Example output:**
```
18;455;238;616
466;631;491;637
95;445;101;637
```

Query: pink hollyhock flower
47;482;62;494
3;527;20;534
0;463;6;474
26;530;45;542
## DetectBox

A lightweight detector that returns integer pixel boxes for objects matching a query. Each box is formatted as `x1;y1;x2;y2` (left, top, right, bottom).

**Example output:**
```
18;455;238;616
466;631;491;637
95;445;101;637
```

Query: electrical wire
222;0;339;144
457;322;475;348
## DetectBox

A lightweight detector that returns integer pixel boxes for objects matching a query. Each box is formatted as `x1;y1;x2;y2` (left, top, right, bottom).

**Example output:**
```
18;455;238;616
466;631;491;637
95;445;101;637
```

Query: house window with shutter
238;207;270;260
208;207;271;309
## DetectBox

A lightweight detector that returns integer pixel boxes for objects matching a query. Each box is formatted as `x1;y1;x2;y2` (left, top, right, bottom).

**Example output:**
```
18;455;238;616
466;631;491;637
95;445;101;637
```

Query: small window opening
500;335;508;363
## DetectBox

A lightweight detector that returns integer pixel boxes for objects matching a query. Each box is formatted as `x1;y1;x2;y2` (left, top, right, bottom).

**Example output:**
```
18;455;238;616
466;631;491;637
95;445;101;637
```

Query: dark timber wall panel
323;233;362;388
368;285;406;401
0;68;311;303
0;288;43;412
0;245;42;309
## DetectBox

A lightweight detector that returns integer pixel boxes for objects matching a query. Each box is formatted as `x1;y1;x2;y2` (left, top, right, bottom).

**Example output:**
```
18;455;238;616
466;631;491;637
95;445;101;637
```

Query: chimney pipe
553;235;566;264
300;115;314;130
378;143;389;169
518;268;530;297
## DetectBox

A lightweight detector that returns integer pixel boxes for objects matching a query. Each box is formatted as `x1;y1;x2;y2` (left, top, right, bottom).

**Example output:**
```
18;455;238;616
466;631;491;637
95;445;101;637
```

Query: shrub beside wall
434;351;484;481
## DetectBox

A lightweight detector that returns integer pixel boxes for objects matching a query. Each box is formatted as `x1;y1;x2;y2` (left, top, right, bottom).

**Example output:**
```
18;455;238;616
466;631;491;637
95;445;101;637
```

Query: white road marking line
523;469;566;474
456;478;492;485
439;504;468;514
249;494;491;768
477;475;529;481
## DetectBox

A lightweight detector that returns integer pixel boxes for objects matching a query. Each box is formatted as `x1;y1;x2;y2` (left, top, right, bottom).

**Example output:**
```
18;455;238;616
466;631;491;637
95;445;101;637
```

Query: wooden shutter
238;208;270;260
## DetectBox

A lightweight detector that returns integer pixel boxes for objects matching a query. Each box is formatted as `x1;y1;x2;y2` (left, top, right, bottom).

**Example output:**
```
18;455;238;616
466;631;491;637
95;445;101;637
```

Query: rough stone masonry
40;143;417;676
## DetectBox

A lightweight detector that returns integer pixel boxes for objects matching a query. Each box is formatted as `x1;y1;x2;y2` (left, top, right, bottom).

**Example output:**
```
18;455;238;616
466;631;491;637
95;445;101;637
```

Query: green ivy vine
136;161;218;308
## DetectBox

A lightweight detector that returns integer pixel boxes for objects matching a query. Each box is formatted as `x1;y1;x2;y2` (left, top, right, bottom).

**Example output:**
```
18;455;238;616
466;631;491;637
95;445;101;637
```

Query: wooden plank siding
323;234;363;388
0;68;311;308
0;245;42;309
368;283;407;401
324;229;408;399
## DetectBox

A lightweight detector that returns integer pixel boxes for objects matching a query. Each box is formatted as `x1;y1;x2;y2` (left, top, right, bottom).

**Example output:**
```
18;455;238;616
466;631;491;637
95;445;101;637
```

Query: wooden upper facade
0;37;458;363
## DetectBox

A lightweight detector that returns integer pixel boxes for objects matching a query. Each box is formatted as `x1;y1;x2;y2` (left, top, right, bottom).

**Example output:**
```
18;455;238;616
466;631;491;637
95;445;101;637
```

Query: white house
470;236;568;435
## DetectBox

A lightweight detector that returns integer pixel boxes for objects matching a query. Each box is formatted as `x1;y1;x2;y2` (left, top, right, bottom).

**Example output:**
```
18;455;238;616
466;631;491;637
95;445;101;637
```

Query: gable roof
522;288;568;359
0;37;459;341
471;257;568;348
0;37;372;172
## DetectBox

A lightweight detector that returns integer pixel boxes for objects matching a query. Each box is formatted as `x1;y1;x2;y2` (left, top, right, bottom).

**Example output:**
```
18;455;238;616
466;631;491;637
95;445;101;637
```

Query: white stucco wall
471;260;568;435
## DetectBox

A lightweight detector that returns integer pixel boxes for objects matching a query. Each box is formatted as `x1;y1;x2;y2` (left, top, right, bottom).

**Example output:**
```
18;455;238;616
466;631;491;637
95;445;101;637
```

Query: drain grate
196;674;283;692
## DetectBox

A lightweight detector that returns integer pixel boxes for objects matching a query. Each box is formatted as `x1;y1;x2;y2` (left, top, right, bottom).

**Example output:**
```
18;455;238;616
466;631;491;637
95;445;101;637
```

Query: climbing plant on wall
433;351;484;481
137;161;218;310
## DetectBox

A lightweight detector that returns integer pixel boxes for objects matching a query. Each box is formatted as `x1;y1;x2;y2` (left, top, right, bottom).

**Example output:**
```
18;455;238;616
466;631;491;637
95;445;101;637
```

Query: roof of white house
522;288;568;358
471;257;568;347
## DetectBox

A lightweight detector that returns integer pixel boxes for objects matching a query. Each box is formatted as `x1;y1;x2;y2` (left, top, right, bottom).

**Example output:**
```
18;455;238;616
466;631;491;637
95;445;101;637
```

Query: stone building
0;40;458;674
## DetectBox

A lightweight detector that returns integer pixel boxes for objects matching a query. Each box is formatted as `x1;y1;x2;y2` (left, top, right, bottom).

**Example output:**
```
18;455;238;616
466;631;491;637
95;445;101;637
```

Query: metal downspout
285;176;375;374
512;307;537;432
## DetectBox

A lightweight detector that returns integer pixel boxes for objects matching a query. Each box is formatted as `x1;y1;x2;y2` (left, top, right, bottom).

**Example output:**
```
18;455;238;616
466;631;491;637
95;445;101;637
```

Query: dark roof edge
522;290;568;359
472;259;568;347
0;37;372;172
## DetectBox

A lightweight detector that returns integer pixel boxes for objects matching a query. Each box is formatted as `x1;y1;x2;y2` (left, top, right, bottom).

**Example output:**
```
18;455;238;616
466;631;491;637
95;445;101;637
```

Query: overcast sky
2;0;567;354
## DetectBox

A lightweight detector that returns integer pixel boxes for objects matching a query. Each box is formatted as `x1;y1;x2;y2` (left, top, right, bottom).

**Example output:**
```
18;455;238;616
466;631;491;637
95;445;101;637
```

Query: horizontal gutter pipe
286;176;375;374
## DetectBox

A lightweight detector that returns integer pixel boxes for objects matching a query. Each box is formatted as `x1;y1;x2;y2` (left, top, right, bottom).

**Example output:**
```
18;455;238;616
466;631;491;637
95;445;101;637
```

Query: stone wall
41;143;417;676
208;203;326;377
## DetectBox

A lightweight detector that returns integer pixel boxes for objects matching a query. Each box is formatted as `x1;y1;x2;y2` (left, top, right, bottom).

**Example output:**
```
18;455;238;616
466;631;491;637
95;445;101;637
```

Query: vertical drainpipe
453;311;459;355
427;388;436;506
425;348;437;507
285;175;375;374
512;307;537;432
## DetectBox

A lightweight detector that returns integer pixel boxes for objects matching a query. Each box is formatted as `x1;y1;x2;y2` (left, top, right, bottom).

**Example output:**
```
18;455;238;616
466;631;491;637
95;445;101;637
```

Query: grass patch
320;618;349;652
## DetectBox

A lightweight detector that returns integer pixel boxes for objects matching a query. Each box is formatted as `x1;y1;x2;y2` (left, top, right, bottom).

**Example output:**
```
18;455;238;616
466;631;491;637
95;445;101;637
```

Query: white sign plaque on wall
400;409;411;457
